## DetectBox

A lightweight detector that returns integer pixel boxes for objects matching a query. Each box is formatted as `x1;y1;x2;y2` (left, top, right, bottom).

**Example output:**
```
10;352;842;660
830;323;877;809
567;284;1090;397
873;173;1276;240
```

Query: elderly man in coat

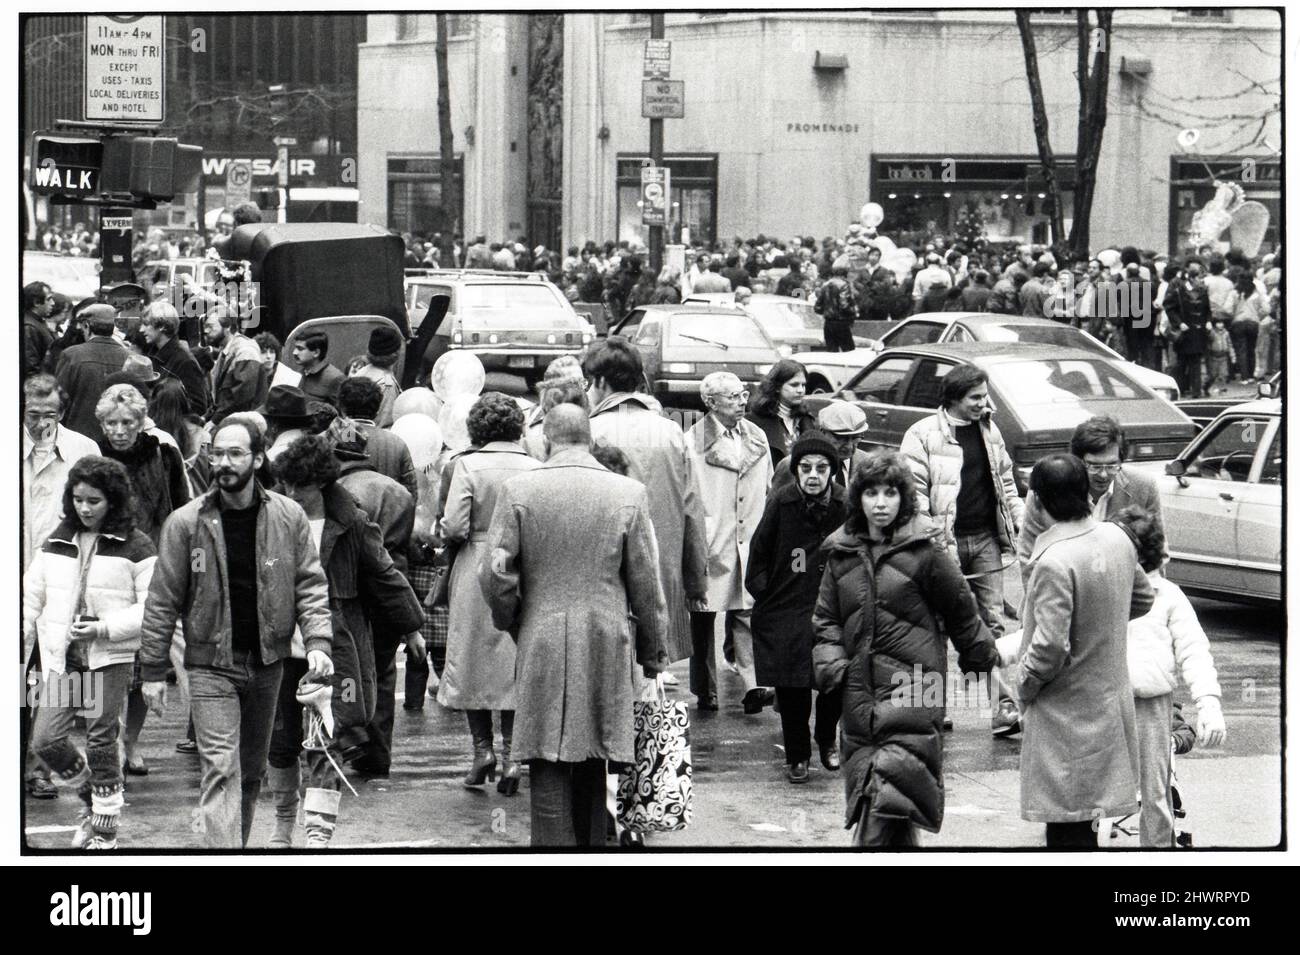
684;372;774;713
481;406;670;847
771;401;870;494
1011;454;1155;849
585;337;709;664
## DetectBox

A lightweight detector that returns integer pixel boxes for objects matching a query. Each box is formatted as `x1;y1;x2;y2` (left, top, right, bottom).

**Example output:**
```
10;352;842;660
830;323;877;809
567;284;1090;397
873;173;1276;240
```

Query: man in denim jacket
139;419;333;848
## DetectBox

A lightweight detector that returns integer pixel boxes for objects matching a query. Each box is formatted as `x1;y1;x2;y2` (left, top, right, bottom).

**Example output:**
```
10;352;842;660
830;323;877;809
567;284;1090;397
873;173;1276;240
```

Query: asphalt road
23;586;1281;852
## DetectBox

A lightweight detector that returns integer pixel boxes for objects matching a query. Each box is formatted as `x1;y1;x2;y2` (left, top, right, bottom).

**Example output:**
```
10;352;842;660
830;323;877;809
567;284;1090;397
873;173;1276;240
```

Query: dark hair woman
24;456;156;849
437;392;541;794
747;358;816;466
812;450;998;846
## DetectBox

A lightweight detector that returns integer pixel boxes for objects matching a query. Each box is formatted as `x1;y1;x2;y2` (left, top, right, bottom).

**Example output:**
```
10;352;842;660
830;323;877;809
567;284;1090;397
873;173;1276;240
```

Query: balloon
430;351;486;400
438;393;478;454
392;387;442;421
1097;249;1121;270
389;414;444;470
870;235;898;258
860;202;885;228
883;248;917;283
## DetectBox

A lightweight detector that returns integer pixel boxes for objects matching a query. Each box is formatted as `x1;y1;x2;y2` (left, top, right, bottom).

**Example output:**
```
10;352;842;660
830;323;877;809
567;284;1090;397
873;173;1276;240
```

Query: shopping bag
616;678;693;833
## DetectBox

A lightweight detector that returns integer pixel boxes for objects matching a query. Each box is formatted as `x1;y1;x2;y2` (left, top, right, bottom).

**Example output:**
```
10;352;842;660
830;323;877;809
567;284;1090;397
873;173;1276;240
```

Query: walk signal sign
30;135;103;196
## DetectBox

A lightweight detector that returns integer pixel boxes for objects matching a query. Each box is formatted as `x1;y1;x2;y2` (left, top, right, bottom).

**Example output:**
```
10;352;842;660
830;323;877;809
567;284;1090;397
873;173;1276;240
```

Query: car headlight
488;333;499;344
452;330;462;344
664;362;696;374
582;330;592;344
755;364;773;375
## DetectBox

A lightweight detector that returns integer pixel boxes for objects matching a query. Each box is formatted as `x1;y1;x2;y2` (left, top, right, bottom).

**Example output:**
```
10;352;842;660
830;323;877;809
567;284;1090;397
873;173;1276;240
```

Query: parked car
874;312;1182;402
1126;398;1281;603
405;268;594;388
22;250;100;302
611;304;782;407
1176;371;1283;431
803;342;1196;495
685;292;873;355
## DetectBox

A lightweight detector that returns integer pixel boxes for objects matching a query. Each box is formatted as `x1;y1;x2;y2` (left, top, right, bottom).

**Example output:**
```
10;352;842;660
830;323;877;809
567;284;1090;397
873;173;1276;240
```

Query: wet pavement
23;587;1281;852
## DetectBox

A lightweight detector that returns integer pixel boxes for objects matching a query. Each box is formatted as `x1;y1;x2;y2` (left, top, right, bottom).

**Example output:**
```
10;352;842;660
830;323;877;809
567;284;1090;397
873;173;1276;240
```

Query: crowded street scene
17;8;1284;859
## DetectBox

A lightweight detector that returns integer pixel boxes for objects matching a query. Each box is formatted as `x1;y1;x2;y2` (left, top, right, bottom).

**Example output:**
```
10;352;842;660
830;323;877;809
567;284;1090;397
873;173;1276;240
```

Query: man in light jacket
481;405;670;847
138;419;334;849
1012;455;1154;848
900;364;1025;736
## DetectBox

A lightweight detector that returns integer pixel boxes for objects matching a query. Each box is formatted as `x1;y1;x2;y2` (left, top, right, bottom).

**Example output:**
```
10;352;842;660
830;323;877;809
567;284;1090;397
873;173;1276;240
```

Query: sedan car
684;292;873;355
1126;398;1280;603
1175;371;1282;431
22;250;100;302
803;342;1196;495
612;304;782;407
874;312;1181;402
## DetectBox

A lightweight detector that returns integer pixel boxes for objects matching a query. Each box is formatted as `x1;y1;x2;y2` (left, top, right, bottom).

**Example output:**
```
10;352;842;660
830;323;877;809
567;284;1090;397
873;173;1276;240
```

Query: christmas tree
954;201;987;250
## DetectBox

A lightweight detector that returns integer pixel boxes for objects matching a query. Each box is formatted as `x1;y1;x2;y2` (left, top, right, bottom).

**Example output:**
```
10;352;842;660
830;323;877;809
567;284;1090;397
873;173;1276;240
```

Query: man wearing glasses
138;419;334;848
1017;415;1164;580
684;372;775;714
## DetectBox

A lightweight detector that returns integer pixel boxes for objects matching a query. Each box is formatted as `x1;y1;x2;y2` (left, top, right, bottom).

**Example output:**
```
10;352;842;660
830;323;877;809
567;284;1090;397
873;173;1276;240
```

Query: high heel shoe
463;750;497;787
497;761;521;796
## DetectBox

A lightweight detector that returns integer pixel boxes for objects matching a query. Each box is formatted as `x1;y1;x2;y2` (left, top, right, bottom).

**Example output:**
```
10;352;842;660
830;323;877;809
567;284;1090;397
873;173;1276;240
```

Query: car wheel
807;374;833;395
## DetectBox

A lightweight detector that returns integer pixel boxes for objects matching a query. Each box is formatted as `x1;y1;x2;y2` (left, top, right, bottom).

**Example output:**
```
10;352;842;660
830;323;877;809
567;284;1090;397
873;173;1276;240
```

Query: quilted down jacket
812;519;999;832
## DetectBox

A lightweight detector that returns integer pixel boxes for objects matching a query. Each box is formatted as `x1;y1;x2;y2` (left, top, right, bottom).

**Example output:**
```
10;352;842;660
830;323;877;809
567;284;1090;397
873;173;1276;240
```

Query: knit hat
368;326;404;359
788;429;840;472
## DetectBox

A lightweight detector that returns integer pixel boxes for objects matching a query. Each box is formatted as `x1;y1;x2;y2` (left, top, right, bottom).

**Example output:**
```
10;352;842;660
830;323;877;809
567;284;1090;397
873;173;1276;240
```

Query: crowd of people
22;267;1231;847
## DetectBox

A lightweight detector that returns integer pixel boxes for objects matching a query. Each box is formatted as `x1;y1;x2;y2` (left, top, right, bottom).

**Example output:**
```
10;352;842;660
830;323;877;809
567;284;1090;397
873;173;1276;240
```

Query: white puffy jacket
1127;571;1222;701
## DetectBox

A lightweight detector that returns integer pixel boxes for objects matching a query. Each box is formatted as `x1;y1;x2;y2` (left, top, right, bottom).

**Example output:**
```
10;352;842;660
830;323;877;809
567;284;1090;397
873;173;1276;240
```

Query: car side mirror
1164;459;1186;477
871;340;884;352
1257;380;1275;398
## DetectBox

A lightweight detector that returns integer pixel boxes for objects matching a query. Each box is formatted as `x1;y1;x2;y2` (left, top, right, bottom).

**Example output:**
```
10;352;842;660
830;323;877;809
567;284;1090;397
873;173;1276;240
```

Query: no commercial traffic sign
85;15;166;124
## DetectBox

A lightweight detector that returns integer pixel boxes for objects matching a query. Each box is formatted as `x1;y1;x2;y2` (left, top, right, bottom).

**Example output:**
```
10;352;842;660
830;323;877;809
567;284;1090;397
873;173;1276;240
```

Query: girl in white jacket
1113;506;1226;848
24;457;156;850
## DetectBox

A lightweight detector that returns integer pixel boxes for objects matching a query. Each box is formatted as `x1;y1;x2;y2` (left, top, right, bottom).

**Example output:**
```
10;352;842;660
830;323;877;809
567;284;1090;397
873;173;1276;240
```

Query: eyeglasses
1084;462;1122;474
711;392;748;403
209;448;252;463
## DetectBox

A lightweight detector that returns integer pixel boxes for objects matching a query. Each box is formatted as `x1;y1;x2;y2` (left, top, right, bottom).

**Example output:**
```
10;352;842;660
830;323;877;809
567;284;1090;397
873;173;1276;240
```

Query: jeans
1230;322;1258;380
1135;693;1176;849
690;609;757;701
955;530;1011;707
189;652;284;849
528;758;607;847
775;686;840;765
1045;821;1097;848
31;662;132;797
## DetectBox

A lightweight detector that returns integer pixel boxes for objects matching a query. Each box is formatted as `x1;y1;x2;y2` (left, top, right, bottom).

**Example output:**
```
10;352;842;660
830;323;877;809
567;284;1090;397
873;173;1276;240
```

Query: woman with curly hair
94;382;191;776
24;456;156;849
438;392;542;794
265;436;424;847
746;358;816;467
812;450;998;846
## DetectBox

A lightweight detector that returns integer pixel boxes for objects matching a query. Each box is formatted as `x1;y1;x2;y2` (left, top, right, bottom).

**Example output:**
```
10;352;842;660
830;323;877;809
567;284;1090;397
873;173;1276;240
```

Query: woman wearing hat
94;383;191;776
747;430;848;784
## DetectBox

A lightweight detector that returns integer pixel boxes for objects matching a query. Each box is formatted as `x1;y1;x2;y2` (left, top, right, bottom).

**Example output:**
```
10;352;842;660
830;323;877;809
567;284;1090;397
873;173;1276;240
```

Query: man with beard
138;419;334;848
204;308;268;425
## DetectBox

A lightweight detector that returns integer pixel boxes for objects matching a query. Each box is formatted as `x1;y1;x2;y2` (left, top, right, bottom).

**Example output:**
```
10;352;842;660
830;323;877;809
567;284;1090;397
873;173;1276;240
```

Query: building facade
359;9;1281;254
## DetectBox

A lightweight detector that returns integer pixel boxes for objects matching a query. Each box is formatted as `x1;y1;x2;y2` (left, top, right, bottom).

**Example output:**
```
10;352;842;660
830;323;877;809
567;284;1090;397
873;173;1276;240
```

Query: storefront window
1170;157;1279;255
616;154;717;247
387;155;463;236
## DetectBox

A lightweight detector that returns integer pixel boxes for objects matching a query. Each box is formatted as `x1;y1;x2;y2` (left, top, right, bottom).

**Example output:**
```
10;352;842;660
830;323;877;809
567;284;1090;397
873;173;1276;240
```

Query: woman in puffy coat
24;456;156;849
812;451;999;847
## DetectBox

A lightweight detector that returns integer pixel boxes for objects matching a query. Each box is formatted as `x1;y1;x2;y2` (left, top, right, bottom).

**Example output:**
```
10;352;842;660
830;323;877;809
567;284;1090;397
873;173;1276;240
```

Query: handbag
616;677;693;834
423;542;458;609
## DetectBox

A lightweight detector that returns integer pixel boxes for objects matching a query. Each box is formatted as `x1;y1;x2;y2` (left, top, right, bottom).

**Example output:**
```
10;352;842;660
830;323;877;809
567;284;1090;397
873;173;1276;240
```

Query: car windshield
748;299;822;332
989;358;1144;405
457;283;579;328
666;314;771;350
980;323;1111;357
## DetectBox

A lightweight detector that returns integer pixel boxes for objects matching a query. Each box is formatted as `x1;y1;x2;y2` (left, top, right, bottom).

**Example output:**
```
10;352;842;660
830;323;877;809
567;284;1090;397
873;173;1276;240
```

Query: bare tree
435;13;459;244
1015;10;1112;259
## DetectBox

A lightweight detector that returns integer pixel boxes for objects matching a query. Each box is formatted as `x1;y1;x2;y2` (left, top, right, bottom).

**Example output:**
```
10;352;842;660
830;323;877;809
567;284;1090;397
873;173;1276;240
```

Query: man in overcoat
481;405;670;847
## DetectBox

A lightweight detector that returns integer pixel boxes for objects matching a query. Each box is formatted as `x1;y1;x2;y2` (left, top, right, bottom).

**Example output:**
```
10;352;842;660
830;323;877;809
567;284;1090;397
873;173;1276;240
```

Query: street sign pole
99;208;134;287
648;14;666;276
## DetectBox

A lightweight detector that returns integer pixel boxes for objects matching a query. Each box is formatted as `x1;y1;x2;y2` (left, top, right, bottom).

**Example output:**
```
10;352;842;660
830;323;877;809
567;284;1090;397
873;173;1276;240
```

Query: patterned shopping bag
616;679;693;833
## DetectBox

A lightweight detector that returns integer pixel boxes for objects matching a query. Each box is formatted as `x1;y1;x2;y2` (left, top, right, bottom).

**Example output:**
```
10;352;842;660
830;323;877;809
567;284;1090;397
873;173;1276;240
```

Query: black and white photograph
9;2;1289;875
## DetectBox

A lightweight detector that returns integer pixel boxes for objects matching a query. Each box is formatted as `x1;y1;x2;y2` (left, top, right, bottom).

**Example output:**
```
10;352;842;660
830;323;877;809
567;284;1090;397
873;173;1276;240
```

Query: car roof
904;312;1063;329
405;269;545;284
633;304;748;316
885;342;1113;364
1220;397;1282;416
746;293;812;304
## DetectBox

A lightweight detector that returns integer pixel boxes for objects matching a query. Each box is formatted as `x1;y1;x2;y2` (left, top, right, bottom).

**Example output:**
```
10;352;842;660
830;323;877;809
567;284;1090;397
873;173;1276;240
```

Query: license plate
508;356;533;369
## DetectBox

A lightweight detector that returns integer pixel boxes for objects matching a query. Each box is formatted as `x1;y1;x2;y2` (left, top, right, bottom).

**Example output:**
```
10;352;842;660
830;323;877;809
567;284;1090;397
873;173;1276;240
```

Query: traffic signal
30;134;104;196
31;130;201;204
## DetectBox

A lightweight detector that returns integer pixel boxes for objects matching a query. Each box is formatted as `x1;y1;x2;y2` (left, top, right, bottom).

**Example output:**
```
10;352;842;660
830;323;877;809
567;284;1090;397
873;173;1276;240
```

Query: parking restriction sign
641;167;670;227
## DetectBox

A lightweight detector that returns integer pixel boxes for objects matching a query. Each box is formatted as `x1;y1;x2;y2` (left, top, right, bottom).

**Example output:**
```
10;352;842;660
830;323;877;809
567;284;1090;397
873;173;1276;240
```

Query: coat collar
1027;516;1097;565
589;391;663;418
48;516;126;546
23;424;90;461
318;483;360;569
199;480;271;515
478;440;530;455
540;447;607;471
935;401;998;442
692;413;769;475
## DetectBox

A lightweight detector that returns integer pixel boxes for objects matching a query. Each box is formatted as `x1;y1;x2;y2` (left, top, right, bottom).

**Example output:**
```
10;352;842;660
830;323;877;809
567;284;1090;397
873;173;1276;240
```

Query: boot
303;787;341;848
497;711;519;796
266;764;301;849
463;711;496;788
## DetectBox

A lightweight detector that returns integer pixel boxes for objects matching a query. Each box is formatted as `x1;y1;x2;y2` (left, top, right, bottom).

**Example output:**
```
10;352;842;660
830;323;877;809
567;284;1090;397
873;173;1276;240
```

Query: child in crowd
1206;320;1233;395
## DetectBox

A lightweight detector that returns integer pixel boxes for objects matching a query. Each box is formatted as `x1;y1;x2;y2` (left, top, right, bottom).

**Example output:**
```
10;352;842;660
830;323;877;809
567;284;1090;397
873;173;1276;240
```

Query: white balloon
1097;249;1122;270
430;351;486;400
860;202;885;228
883;248;917;283
438;393;478;453
389;414;444;470
392;387;442;421
870;235;898;258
